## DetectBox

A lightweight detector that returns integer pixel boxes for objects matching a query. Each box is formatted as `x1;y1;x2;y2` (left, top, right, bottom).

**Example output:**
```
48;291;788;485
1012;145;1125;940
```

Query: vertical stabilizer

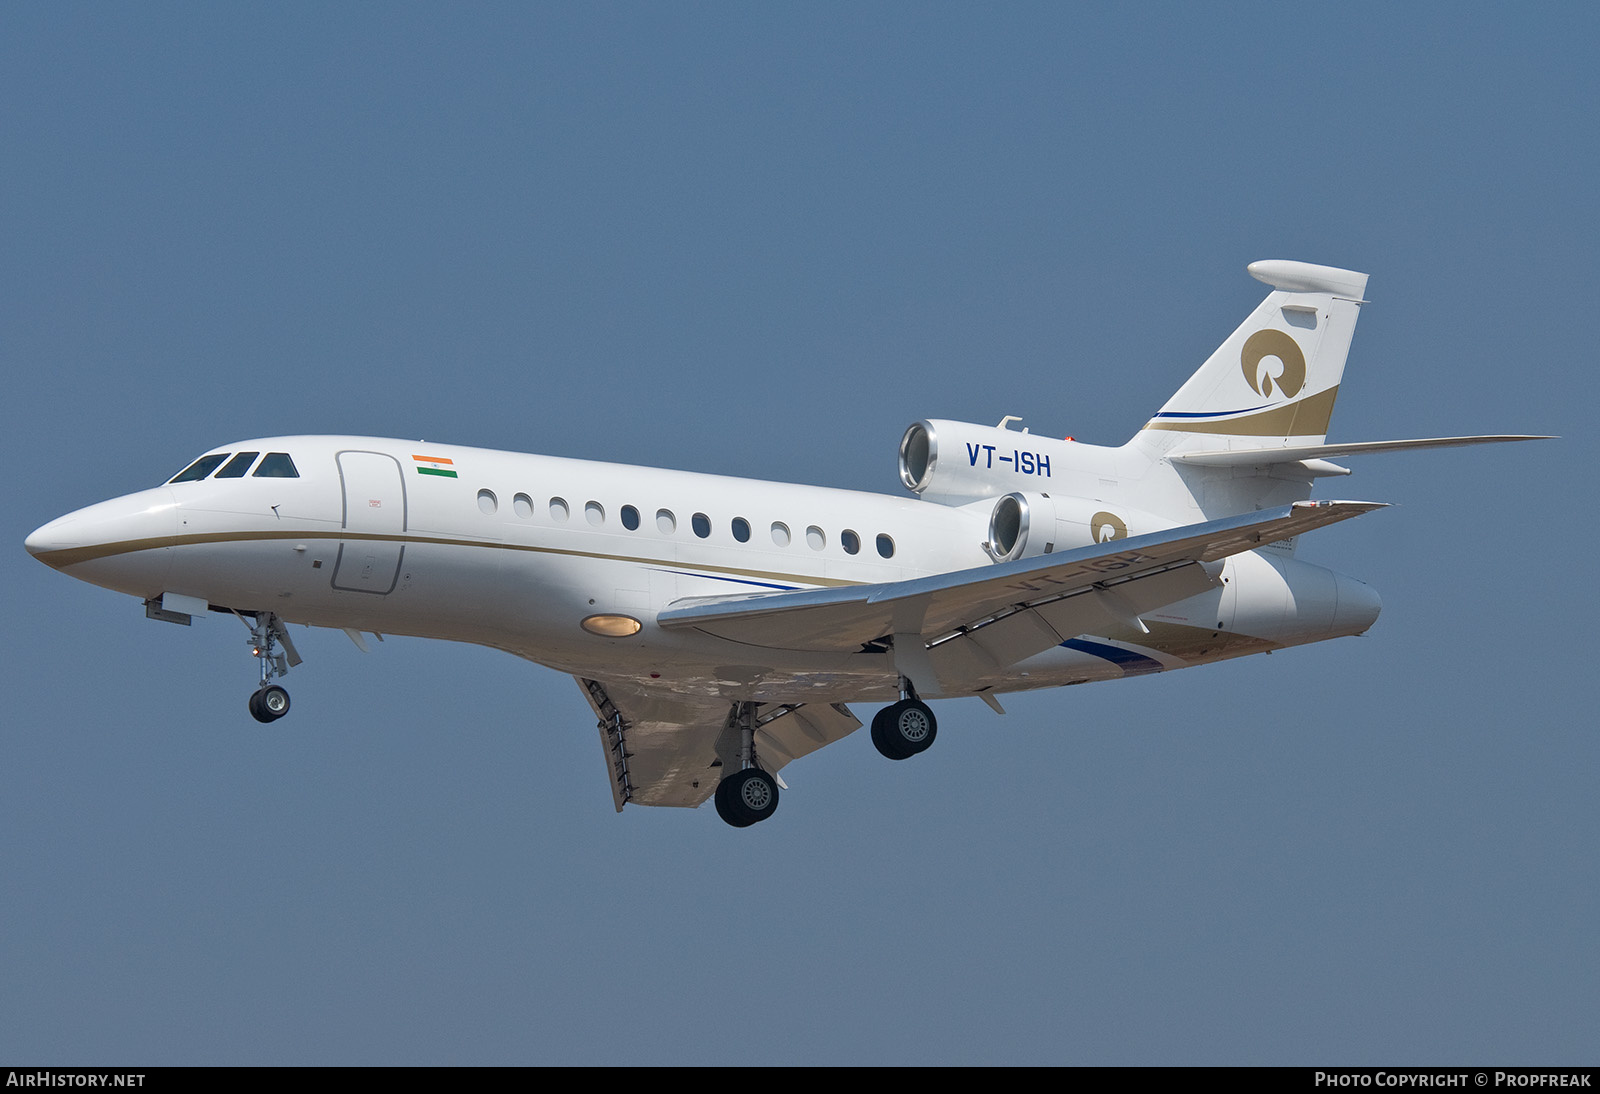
1136;260;1368;457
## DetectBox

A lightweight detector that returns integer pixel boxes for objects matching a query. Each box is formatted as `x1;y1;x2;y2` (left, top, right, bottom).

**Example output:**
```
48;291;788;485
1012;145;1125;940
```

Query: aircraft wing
658;501;1385;678
583;501;1379;809
576;677;860;811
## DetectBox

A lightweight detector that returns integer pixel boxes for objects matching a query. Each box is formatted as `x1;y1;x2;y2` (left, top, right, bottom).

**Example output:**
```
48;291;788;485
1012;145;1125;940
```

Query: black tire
870;705;909;760
714;773;750;827
872;699;936;760
249;684;290;723
715;768;779;827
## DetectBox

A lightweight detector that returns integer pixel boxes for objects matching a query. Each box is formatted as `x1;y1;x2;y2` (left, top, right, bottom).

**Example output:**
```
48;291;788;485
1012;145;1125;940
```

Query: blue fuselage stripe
1061;638;1165;676
654;568;803;592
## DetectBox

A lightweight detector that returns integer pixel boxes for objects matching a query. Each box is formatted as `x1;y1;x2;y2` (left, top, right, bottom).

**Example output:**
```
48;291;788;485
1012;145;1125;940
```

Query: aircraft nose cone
25;513;81;566
1334;573;1383;635
24;488;180;591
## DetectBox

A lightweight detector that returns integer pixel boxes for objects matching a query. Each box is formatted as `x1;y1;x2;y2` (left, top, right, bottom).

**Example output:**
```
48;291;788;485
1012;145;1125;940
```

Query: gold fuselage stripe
35;528;867;589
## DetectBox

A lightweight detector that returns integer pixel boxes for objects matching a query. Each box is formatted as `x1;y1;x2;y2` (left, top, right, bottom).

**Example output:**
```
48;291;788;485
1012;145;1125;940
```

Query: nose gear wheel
249;684;291;723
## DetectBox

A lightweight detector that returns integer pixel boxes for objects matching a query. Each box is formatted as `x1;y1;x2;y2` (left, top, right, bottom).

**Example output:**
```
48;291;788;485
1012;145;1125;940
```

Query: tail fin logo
1241;329;1306;399
1090;511;1128;543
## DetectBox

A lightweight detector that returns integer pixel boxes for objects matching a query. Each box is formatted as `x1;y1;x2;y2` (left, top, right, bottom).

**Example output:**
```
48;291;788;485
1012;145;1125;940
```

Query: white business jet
26;261;1546;827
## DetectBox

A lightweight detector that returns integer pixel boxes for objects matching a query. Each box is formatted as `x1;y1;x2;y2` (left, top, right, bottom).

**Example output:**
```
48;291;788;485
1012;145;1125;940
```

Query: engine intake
987;493;1032;562
981;490;1174;562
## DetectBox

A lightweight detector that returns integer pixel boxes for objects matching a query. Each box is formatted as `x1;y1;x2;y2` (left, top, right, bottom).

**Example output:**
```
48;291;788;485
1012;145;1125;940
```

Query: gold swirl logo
1240;329;1306;399
1090;511;1127;543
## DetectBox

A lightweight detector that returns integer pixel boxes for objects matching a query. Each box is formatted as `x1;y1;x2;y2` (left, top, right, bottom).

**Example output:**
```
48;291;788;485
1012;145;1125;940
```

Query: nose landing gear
237;611;302;724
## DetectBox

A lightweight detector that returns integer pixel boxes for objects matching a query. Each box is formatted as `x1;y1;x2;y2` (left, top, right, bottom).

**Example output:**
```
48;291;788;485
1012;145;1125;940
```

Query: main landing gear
237;611;302;724
715;767;779;828
714;702;780;828
710;684;939;826
870;680;938;761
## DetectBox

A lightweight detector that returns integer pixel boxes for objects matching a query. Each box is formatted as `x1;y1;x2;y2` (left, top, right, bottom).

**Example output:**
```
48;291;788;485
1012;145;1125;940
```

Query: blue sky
3;3;1593;1064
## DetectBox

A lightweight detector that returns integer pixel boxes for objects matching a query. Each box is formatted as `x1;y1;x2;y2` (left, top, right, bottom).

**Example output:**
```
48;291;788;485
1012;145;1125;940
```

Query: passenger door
332;451;406;594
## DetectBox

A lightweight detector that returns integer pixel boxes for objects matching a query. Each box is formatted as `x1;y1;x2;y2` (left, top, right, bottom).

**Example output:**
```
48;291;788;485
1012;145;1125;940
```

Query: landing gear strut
238;611;301;724
714;702;780;828
871;678;938;760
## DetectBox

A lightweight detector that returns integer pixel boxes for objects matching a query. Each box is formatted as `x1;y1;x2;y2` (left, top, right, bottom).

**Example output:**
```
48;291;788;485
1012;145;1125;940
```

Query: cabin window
771;522;791;547
692;513;711;539
513;493;535;518
168;453;229;483
621;505;640;531
585;501;605;526
253;452;299;478
550;497;570;521
656;509;676;534
876;533;895;559
478;489;498;515
213;452;260;478
841;529;861;555
731;517;751;543
806;525;826;550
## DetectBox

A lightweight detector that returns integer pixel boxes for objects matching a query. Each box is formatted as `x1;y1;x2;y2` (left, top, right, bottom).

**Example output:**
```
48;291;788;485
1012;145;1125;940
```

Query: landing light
581;614;643;638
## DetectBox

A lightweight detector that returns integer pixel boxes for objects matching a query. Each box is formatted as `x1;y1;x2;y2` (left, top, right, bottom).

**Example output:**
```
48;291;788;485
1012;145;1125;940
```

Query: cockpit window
213;451;260;478
252;452;299;478
168;453;229;483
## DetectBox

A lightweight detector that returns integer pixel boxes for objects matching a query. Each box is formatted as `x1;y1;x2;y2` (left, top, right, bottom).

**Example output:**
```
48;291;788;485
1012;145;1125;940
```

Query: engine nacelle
983;491;1174;562
899;419;1078;504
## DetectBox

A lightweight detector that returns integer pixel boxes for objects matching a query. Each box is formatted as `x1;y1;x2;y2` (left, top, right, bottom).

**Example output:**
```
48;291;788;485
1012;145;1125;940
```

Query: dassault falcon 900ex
26;261;1547;827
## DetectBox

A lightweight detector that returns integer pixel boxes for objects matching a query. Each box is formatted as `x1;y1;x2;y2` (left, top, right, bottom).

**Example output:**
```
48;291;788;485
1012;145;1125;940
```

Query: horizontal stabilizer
1170;434;1554;467
1247;259;1370;298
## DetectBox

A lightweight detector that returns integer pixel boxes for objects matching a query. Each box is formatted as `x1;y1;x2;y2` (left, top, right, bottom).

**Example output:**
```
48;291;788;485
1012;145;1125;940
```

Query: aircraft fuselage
26;433;1380;705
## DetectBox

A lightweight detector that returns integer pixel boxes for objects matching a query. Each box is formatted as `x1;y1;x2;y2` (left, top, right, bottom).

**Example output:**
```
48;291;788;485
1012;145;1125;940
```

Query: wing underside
577;677;861;810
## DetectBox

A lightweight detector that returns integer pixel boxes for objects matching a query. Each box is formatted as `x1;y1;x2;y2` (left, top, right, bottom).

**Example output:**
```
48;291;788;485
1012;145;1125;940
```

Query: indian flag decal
412;454;457;479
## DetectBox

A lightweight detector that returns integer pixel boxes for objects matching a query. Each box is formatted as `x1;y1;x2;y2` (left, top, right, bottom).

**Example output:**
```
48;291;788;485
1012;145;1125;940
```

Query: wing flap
929;559;1219;686
957;608;1064;669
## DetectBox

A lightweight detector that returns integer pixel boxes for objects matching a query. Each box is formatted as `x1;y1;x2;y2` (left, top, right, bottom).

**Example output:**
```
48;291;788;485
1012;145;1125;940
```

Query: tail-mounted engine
982;491;1172;562
899;419;1079;505
898;418;1174;561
